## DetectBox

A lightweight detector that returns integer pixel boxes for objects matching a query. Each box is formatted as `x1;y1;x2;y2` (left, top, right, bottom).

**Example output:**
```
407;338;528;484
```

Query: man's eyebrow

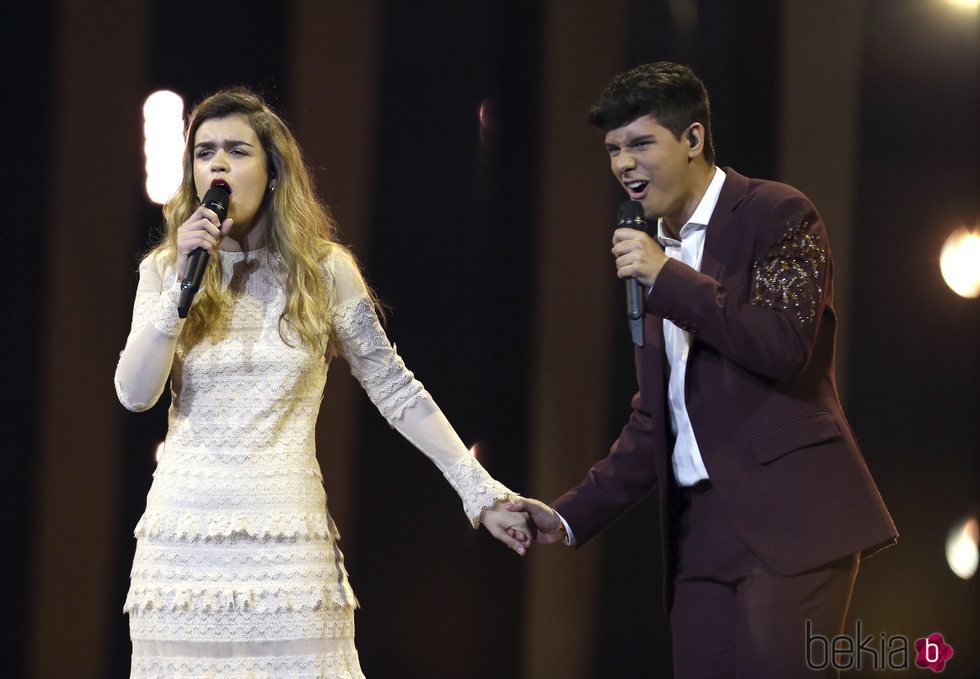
193;139;255;149
605;134;655;149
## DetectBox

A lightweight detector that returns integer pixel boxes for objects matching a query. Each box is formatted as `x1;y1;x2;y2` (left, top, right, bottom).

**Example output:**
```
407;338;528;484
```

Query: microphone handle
177;247;209;319
626;277;643;320
626;276;645;346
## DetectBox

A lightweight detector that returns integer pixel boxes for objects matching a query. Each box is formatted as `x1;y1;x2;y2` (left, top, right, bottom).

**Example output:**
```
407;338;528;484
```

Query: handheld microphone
618;200;648;346
177;182;230;318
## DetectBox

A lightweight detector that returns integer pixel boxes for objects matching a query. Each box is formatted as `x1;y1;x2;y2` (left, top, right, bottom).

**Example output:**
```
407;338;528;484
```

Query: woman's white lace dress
114;247;514;678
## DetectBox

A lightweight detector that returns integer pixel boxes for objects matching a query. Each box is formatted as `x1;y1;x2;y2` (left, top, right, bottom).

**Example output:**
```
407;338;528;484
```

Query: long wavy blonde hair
151;87;369;354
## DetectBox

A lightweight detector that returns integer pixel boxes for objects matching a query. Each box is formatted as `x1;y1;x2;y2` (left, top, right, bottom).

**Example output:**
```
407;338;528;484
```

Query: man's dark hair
589;62;715;164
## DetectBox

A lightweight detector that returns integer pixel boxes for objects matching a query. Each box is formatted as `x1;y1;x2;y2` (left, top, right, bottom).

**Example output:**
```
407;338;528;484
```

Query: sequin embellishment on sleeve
750;218;826;328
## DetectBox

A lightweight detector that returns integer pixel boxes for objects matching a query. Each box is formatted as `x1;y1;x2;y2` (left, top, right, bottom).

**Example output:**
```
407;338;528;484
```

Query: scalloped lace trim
443;454;515;527
330;296;386;357
134;511;337;542
131;651;365;679
150;278;186;338
125;583;357;614
358;353;432;422
331;295;432;422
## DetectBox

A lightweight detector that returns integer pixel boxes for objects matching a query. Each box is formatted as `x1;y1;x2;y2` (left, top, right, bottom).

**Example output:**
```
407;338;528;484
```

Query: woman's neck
221;216;268;252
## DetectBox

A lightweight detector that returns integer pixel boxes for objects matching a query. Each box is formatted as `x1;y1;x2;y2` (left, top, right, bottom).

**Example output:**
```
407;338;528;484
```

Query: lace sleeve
326;251;518;526
393;398;519;527
114;253;186;412
331;295;431;422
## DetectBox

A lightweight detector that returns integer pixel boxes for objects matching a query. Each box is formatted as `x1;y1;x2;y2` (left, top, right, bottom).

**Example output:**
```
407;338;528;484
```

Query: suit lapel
699;167;749;281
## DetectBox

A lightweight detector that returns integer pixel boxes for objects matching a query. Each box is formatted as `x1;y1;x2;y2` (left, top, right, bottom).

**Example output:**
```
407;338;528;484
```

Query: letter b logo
915;632;953;672
925;638;939;663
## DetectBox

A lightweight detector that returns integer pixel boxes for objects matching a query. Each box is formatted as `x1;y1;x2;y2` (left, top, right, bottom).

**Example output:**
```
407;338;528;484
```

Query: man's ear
686;123;705;158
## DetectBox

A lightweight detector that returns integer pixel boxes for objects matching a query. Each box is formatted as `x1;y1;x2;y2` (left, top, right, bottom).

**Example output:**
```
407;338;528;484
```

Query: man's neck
662;163;715;240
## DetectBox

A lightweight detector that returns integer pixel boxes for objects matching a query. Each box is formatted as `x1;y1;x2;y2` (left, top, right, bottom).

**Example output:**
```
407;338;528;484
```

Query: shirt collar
657;166;727;245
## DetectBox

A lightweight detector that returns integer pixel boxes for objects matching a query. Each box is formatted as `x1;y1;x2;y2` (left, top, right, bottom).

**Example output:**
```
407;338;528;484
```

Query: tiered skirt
125;507;365;679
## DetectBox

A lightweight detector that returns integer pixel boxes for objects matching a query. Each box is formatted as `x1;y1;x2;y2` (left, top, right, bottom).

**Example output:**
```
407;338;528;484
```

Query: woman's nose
209;151;229;172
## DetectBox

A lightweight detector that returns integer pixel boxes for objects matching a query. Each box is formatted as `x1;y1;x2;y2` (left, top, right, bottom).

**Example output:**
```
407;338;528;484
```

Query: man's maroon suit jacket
552;168;897;577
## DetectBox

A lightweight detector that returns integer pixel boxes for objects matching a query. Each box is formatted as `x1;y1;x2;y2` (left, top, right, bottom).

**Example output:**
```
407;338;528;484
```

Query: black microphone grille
202;184;231;221
617;200;646;227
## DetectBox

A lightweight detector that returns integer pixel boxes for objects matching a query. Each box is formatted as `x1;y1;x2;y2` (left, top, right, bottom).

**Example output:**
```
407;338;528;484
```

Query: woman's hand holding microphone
175;205;233;278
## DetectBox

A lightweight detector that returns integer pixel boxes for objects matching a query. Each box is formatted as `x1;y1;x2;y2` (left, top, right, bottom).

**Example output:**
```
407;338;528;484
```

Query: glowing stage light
478;100;490;129
945;515;979;580
477;99;496;150
143;90;185;204
939;227;980;298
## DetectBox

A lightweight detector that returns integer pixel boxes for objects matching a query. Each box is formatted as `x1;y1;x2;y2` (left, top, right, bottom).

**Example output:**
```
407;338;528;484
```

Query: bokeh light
945;515;979;580
143;90;185;204
939;227;980;298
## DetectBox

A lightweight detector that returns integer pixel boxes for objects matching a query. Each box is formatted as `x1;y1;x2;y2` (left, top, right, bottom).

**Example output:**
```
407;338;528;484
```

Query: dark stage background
1;1;977;677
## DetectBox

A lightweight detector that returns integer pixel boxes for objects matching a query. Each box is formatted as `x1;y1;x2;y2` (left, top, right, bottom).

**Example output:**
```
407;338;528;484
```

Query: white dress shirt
658;166;726;487
556;167;727;544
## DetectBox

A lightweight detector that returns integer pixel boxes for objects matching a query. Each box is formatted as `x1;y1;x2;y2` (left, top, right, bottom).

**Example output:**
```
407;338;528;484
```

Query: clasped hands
482;230;665;556
481;497;569;556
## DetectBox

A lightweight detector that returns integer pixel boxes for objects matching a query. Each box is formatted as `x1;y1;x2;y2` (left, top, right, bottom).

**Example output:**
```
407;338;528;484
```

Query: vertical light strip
286;0;380;544
143;90;185;205
32;1;147;676
522;2;629;678
777;0;864;402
